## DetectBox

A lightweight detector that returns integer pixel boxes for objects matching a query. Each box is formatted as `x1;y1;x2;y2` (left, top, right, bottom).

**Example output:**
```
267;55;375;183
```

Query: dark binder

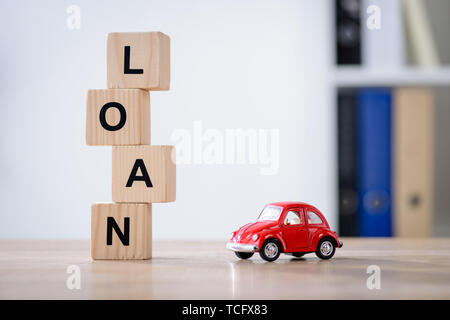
337;89;358;236
335;0;361;65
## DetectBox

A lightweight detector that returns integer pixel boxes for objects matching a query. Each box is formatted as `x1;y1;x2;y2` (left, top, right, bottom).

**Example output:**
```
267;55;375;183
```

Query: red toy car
227;202;343;261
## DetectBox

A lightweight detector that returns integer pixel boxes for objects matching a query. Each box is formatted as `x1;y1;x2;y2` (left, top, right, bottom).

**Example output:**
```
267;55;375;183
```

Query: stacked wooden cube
86;32;175;260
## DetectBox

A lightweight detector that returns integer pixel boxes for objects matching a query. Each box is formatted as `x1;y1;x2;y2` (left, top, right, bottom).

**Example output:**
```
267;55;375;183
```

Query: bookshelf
333;0;450;237
333;65;450;237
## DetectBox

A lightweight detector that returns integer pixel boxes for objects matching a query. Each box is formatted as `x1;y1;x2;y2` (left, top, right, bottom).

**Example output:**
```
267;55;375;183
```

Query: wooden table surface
1;238;450;299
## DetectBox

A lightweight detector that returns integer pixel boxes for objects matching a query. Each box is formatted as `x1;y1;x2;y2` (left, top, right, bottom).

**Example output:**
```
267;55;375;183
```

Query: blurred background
0;0;448;240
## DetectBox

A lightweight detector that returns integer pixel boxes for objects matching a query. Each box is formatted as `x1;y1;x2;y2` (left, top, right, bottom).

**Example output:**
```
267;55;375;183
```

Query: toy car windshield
257;206;282;221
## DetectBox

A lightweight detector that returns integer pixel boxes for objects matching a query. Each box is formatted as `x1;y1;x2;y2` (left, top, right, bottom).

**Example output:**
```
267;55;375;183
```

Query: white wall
0;0;335;239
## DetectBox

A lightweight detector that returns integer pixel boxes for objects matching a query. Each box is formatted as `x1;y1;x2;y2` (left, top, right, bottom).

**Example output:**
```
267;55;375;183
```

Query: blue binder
357;88;392;237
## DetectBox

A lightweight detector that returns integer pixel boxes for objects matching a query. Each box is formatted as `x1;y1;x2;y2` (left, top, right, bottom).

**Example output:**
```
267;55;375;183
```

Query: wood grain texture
393;88;434;237
86;89;150;145
91;203;152;260
112;145;176;203
1;238;450;299
107;32;170;90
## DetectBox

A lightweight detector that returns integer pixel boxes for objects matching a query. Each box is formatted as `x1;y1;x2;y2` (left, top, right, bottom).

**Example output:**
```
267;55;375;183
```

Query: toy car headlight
252;234;258;241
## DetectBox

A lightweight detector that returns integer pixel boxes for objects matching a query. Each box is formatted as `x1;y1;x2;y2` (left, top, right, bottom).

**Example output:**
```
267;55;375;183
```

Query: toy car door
281;208;308;250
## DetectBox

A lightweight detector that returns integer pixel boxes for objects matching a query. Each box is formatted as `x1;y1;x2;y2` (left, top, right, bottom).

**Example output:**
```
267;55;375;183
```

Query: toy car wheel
292;252;306;258
259;239;281;262
315;238;336;260
235;252;254;260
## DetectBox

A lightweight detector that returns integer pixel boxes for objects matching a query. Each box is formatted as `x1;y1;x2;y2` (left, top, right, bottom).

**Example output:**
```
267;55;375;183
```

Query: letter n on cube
91;203;152;260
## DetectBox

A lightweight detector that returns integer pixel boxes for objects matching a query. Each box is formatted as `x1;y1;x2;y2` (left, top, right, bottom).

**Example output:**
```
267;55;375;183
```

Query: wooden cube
107;32;170;90
91;203;152;260
86;89;150;145
112;145;176;203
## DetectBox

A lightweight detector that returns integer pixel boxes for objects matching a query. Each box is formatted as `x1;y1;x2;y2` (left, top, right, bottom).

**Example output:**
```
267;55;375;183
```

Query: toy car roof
266;201;316;209
266;202;329;227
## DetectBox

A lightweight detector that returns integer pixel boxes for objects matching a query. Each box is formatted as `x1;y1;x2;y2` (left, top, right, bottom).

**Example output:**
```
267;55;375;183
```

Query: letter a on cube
112;146;176;203
107;32;170;90
86;89;150;145
91;203;152;260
